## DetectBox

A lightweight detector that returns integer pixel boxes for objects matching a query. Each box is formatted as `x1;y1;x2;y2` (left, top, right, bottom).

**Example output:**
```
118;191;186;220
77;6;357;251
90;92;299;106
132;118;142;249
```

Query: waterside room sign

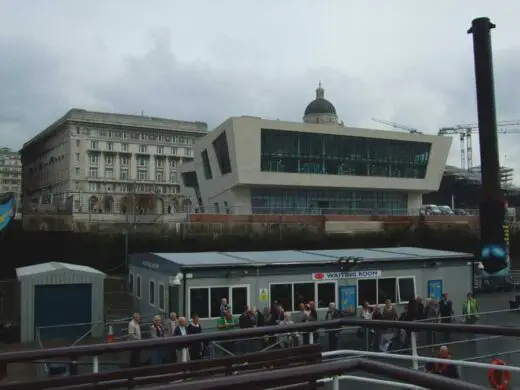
312;270;382;281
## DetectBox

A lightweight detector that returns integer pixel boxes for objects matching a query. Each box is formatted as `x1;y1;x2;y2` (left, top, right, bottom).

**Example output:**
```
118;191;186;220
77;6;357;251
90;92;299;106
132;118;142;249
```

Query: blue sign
427;279;443;301
0;196;15;231
339;285;357;313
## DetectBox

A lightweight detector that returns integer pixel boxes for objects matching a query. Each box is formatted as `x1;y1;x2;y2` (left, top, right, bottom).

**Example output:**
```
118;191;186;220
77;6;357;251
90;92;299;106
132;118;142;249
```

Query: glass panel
201;149;212;179
261;128;430;179
149;281;155;305
212;132;232;174
136;276;141;298
231;287;248;315
210;287;229;317
128;274;134;294
158;285;165;310
190;288;209;318
251;187;408;215
358;279;377;306
270;284;292;312
398;278;416;303
293;283;315;310
377;278;397;304
317;283;336;308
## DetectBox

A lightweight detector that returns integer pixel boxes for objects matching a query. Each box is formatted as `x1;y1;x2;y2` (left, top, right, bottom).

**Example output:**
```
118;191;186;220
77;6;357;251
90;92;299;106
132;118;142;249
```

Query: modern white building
180;84;452;215
21;109;207;221
0;147;22;211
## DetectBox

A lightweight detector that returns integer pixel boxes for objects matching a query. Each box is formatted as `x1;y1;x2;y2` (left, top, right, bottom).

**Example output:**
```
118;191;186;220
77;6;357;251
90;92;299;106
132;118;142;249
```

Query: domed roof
304;82;337;116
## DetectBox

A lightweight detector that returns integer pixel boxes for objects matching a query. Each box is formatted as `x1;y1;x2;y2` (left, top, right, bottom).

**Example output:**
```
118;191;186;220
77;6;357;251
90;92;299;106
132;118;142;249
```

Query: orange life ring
488;359;511;390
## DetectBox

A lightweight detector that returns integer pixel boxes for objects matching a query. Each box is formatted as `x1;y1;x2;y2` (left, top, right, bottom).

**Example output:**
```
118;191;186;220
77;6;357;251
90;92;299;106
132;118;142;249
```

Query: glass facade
260;129;431;179
250;188;408;215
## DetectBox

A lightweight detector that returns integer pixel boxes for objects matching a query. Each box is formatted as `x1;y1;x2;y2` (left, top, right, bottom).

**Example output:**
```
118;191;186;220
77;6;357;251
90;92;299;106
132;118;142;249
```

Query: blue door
34;284;92;342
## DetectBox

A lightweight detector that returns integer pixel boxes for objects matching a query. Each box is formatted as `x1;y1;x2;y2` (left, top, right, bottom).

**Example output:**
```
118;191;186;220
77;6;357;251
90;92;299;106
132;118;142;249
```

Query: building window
105;156;113;165
120;156;129;166
156;172;163;182
158;284;165;311
201;149;212;180
188;285;249;319
121;143;129;152
139;145;147;153
398;277;416;304
260;128;431;179
169;172;178;183
136;274;142;299
129;273;134;294
269;282;336;312
184;148;192;157
212;132;232;174
120;169;129;180
105;168;113;178
89;183;98;192
76;153;80;162
89;167;98;178
138;157;147;167
90;141;99;150
357;277;415;306
76;140;80;147
75;167;80;176
156;159;164;168
107;142;114;151
149;280;156;306
157;146;164;154
250;188;407;216
171;147;178;155
89;154;98;164
138;171;146;181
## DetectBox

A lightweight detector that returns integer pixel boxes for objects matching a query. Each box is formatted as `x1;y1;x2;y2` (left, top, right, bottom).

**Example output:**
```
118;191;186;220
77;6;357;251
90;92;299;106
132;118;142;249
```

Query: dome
304;98;337;115
303;82;337;116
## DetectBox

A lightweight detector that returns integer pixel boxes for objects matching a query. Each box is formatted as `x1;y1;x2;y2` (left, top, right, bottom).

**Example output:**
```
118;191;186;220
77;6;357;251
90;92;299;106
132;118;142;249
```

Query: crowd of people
125;292;480;380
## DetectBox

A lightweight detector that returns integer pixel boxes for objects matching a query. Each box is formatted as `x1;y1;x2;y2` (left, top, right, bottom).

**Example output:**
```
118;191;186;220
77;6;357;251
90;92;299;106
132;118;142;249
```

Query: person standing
187;314;203;360
463;292;479;324
424;299;439;346
174;317;190;362
127;313;142;368
325;302;342;351
439;293;454;342
150;315;165;365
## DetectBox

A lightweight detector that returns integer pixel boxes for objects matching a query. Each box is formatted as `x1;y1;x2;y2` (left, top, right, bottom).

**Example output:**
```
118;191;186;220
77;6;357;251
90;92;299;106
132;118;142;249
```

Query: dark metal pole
468;18;507;276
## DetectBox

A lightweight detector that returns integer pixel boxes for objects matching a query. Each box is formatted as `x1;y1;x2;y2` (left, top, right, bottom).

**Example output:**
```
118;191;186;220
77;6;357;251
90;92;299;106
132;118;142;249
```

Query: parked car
420;204;442;216
438;205;454;215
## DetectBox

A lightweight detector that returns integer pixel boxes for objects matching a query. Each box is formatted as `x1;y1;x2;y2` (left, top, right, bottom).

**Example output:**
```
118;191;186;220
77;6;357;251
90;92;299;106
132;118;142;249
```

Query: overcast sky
2;1;520;180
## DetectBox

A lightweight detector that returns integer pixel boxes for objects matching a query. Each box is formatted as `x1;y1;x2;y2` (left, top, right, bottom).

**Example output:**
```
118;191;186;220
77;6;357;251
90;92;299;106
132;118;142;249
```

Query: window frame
149;279;156;307
268;281;338;312
158;283;165;311
128;272;134;295
356;275;417;306
397;276;417;304
135;274;142;300
187;284;250;320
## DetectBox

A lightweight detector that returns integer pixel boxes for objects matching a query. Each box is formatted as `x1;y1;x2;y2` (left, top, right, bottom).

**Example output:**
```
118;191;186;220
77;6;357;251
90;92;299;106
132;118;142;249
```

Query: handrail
0;318;519;364
140;359;484;390
323;350;520;373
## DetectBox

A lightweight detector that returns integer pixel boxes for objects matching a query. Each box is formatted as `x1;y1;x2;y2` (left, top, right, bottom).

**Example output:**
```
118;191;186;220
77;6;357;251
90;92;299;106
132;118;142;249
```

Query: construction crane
438;120;520;170
371;118;423;134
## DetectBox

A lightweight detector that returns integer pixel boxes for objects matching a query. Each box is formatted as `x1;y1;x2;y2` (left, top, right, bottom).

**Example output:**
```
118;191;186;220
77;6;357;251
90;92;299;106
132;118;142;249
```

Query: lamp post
121;229;129;271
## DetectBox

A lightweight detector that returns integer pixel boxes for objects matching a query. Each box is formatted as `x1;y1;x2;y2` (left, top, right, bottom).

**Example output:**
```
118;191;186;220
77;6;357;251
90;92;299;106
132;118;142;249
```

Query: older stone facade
21;109;205;230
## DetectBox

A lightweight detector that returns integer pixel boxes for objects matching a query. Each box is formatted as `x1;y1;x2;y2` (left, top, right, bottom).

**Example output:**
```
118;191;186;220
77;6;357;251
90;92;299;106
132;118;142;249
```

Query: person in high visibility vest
425;346;460;379
488;358;511;390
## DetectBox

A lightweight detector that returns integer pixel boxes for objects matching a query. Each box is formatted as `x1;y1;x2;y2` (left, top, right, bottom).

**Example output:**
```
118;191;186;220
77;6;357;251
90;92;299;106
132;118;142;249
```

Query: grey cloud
90;35;373;129
0;36;70;148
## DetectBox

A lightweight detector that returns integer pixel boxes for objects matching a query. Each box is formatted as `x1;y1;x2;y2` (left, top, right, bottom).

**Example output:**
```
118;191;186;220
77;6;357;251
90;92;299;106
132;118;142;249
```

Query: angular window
149;280;156;306
260;128;431;179
201;149;212;179
212;131;232;174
